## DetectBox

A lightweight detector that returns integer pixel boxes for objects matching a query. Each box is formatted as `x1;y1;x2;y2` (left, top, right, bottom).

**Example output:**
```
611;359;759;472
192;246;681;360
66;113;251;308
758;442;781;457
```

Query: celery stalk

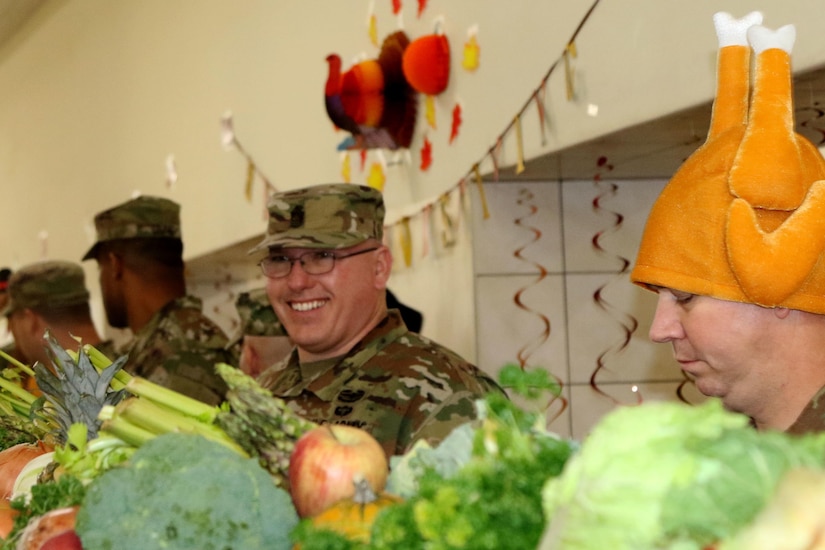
0;376;37;405
98;417;158;448
124;377;218;422
0;348;35;377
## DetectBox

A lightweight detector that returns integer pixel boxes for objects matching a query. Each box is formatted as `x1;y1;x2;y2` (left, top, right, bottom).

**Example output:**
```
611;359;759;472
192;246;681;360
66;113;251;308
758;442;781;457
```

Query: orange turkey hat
630;11;825;314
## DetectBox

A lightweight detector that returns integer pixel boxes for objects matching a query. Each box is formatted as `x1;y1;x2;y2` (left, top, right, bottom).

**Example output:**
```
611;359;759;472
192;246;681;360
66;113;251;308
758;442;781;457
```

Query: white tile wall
471;179;707;440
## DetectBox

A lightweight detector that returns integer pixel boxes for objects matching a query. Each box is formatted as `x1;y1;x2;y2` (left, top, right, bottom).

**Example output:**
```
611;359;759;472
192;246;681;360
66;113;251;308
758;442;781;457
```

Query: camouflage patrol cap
4;260;90;316
82;195;181;260
250;183;384;252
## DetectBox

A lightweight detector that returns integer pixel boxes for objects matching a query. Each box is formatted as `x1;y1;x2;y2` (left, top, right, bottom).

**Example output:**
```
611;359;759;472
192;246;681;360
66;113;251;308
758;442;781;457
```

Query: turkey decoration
324;29;451;151
325;31;418;151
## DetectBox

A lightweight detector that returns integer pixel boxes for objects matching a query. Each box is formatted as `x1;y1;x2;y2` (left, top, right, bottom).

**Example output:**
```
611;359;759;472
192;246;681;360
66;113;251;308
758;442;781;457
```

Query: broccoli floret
75;432;298;549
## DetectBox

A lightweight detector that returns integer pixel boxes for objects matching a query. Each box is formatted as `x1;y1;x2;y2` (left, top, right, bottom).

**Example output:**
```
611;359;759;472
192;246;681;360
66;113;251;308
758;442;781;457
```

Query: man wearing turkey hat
632;12;825;433
252;183;503;459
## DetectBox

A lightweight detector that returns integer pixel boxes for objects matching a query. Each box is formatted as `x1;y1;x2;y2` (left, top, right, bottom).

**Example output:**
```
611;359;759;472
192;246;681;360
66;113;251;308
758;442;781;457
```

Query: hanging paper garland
367;1;379;46
340;152;352;183
462;25;480;72
420;135;433;171
425;95;437;129
165;154;178;190
450;101;462;144
472;164;490;219
420;204;432;258
398;217;413;267
514;115;525;174
367;161;386;191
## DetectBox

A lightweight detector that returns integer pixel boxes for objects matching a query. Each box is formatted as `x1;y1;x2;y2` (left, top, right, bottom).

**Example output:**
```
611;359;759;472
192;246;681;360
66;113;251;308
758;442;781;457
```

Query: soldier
0;267;27;379
4;260;116;391
82;195;234;405
228;287;292;378
253;183;504;458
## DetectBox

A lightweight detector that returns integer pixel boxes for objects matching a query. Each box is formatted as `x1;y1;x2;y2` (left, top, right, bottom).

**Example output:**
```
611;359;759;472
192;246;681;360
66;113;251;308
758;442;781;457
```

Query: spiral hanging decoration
675;372;696;405
511;186;567;422
795;104;825;146
588;157;642;406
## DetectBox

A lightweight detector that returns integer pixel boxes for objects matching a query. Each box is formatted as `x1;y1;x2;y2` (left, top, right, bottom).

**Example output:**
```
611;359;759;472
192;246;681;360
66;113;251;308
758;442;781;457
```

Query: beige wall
3;1;825;358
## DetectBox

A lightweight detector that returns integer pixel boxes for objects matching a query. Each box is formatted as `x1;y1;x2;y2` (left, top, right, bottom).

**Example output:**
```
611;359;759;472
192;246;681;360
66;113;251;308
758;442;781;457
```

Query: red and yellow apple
288;424;388;518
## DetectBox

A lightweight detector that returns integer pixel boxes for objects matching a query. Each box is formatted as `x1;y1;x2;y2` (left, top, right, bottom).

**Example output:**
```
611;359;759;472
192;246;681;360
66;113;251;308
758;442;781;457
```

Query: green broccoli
75;432;298;550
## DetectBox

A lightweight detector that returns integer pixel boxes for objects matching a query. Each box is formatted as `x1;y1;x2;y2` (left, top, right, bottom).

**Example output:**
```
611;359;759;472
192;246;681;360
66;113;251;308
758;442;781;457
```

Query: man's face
264;242;391;362
96;251;127;329
648;287;785;415
7;309;46;365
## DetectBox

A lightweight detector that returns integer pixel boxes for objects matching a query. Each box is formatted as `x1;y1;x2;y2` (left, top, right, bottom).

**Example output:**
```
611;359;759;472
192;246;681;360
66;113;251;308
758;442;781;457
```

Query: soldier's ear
106;251;125;280
373;245;392;288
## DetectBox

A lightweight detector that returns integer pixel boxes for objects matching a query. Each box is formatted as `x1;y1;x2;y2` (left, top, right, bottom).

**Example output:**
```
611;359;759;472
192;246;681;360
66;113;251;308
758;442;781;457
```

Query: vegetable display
5;342;825;549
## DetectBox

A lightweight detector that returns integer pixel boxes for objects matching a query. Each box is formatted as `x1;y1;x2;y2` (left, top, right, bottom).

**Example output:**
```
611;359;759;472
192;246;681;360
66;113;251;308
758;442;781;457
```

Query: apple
288;424;389;518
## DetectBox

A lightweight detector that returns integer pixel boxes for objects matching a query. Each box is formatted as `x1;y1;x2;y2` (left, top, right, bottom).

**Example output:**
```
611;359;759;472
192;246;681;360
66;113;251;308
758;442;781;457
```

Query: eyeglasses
258;247;379;279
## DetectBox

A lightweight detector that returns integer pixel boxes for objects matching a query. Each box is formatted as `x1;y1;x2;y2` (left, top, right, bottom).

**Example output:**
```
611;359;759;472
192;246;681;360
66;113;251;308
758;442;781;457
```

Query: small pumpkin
309;477;403;543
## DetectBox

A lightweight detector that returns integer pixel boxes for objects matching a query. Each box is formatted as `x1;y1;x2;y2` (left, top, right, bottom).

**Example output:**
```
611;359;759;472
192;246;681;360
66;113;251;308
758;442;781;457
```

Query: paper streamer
420;204;431;258
510;187;566;423
439;193;457;248
245;160;256;202
563;42;577;101
514;114;525;174
472;164;490;219
796;104;825;146
399;217;413;267
535;83;548;146
587;157;641;405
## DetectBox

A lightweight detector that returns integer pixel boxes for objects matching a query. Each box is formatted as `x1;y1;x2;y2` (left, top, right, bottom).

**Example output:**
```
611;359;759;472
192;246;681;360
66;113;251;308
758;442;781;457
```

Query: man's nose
285;259;313;289
648;294;683;343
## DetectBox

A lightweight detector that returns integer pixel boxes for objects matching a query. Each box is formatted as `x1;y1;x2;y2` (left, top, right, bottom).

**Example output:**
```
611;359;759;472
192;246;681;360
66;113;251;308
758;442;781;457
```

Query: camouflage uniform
123;295;232;406
786;386;825;434
258;309;502;457
226;287;287;360
253;183;505;457
82;195;235;406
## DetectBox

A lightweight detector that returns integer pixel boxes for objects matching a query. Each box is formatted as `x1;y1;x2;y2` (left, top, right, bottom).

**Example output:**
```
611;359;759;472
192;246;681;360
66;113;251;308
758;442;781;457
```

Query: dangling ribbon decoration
514;114;525;174
220;111;276;202
563;42;577;101
399;217;413;267
421;204;432;258
535;81;548;146
472;164;490;219
587;156;642;406
510;187;566;422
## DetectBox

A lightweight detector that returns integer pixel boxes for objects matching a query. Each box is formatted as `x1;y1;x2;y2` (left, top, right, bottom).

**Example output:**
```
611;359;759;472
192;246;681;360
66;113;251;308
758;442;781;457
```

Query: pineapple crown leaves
35;332;128;442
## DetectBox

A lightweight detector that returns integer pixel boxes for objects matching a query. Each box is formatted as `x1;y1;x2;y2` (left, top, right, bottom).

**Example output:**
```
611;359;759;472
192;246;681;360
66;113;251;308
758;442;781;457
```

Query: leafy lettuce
540;399;825;550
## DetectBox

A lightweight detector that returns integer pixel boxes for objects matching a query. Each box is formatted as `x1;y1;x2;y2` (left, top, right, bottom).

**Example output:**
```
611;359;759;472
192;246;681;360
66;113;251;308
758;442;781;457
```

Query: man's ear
374;246;393;289
107;250;125;280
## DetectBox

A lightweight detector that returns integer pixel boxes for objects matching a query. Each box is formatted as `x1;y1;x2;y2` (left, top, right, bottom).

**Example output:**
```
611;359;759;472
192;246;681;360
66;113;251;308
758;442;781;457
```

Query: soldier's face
265;242;392;363
7;309;46;366
96;251;128;329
